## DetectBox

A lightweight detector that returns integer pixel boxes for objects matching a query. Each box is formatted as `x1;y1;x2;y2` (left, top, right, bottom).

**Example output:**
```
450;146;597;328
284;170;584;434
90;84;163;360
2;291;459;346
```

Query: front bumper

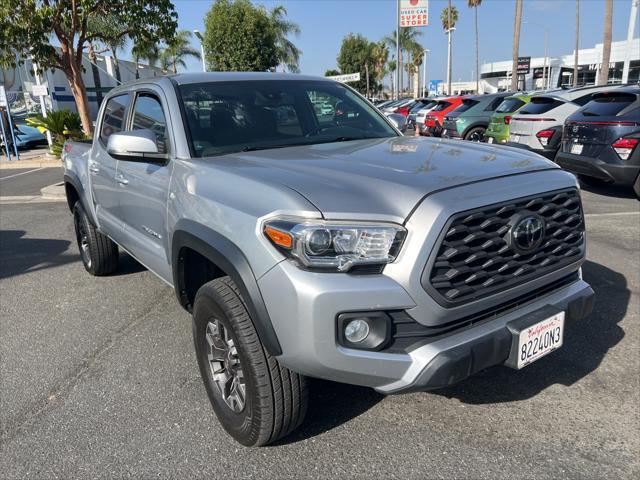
555;151;640;185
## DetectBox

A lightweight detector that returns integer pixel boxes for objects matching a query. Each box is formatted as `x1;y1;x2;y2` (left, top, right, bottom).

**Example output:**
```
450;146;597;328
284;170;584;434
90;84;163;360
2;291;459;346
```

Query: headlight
263;217;406;272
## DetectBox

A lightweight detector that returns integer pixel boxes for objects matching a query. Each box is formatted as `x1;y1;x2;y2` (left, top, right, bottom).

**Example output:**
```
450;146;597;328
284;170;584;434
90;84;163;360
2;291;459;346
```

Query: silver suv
62;73;594;446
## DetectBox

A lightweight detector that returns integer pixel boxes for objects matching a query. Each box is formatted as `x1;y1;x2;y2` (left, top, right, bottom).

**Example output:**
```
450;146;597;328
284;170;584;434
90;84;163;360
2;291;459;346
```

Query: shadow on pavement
271;379;383;446
0;229;76;280
580;181;636;199
434;260;628;404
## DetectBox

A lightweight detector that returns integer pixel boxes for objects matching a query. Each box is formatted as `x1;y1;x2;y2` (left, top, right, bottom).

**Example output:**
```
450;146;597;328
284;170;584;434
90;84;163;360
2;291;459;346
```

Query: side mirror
387;113;408;133
107;129;166;163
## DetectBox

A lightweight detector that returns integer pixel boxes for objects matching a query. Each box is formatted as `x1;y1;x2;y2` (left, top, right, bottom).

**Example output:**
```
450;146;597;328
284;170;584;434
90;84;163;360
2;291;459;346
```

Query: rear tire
633;173;640;200
72;201;119;276
193;277;308;447
464;126;486;142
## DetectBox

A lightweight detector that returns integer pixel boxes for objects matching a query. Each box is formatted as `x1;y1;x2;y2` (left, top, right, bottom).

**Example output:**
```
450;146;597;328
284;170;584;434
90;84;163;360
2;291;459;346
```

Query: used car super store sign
401;0;428;27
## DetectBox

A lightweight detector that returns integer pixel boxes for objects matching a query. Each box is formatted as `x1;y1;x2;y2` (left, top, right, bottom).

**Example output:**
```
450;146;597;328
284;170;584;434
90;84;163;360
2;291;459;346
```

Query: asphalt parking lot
0;167;638;479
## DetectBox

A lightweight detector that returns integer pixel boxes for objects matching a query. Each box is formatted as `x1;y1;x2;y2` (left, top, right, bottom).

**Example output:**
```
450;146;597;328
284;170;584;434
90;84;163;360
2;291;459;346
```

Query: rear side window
484;97;505;112
454;99;480;113
496;98;525;113
581;93;638;116
431;101;452;112
409;100;431;114
100;94;129;145
518;97;564;114
131;93;168;153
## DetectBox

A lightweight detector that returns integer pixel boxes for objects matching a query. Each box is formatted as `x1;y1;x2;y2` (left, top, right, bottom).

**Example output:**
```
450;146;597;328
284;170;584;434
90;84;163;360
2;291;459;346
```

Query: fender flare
172;220;282;356
63;172;96;224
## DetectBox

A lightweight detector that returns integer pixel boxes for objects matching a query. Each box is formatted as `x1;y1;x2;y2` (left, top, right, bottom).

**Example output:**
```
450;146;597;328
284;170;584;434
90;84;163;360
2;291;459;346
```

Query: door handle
88;162;100;174
116;174;129;186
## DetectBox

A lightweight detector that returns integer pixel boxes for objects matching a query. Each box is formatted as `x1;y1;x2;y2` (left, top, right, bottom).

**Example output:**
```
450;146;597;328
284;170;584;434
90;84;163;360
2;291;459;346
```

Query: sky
131;0;638;82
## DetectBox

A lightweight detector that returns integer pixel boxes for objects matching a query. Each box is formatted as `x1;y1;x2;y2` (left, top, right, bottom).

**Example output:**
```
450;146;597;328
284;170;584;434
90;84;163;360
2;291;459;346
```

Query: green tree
0;0;177;135
468;0;483;93
337;34;375;95
160;30;201;74
384;27;422;94
132;39;161;79
324;69;341;76
270;6;302;73
203;0;278;72
88;14;128;83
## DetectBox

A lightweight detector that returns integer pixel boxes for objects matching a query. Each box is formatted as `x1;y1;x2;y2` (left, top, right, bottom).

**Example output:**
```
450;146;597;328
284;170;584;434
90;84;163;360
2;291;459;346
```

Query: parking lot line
584;211;639;218
0;168;44;181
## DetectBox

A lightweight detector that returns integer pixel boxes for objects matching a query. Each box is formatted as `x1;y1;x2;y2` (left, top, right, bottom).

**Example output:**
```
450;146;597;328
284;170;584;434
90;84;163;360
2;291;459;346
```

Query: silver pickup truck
62;73;594;447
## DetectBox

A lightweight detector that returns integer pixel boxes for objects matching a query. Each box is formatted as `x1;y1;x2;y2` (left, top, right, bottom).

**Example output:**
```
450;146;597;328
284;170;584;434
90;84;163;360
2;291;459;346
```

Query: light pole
396;0;400;100
193;29;206;72
422;49;430;97
524;21;550;90
446;27;455;95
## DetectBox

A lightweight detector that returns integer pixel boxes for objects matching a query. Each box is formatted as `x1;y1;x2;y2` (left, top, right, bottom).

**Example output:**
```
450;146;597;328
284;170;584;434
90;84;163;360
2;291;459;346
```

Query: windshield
496;98;525;113
518;97;564;115
178;80;398;157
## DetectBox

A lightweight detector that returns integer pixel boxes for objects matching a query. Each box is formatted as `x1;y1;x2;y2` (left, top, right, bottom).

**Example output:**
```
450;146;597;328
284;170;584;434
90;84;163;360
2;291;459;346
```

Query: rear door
91;93;130;241
116;88;174;281
510;96;566;146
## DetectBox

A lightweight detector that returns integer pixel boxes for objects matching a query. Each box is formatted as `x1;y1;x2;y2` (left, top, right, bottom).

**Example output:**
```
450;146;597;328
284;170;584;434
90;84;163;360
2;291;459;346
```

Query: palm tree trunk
447;0;452;95
365;63;370;98
598;0;613;85
399;49;403;96
573;0;580;87
511;0;523;91
475;6;480;93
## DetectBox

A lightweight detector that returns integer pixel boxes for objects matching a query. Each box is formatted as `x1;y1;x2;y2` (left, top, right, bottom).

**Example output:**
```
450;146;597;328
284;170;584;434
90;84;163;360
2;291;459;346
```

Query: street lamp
193;29;206;72
523;21;550;90
422;49;430;97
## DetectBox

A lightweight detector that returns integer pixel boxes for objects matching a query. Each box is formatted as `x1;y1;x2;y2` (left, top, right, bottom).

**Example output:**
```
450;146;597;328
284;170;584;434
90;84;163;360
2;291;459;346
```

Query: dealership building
480;38;640;93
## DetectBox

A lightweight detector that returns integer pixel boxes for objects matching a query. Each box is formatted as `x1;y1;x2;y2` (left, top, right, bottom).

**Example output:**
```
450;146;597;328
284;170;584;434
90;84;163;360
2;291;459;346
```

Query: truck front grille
423;188;585;307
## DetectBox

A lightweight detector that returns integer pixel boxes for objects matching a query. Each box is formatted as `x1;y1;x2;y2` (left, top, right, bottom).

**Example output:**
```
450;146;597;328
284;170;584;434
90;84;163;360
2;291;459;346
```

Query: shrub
26;109;85;157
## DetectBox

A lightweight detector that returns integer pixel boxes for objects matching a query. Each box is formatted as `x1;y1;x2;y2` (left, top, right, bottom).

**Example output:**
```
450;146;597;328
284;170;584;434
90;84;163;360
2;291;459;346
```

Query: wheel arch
462;122;489;140
172;220;283;356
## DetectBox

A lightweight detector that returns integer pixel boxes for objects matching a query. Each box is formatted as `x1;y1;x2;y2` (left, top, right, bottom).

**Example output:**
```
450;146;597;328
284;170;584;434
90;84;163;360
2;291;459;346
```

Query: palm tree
384;27;422;95
573;0;580;87
410;43;425;98
468;0;483;93
132;40;160;79
270;6;302;73
371;41;389;94
598;0;613;85
388;58;396;96
511;0;523;91
160;30;201;74
440;3;459;95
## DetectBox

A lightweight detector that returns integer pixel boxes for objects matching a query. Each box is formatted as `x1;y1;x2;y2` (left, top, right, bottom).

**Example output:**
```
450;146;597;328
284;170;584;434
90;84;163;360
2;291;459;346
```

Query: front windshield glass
179;80;398;157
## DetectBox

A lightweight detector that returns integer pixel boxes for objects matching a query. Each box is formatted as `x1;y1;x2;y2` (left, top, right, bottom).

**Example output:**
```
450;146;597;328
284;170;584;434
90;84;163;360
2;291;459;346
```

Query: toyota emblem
509;215;545;253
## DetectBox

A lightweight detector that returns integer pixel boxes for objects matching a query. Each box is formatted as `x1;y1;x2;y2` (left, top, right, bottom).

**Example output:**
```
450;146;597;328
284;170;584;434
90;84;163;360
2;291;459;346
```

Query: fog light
344;319;370;343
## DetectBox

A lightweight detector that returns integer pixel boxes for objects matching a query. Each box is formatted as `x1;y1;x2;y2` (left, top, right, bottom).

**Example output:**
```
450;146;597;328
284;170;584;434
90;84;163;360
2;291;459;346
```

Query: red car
420;96;463;136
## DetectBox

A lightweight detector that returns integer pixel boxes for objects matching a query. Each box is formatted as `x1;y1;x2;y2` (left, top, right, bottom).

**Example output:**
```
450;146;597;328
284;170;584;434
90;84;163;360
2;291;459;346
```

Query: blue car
1;124;47;149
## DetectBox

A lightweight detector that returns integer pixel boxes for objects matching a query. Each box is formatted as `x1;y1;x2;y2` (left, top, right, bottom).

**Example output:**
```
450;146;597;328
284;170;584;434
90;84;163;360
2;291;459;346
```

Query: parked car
420;96;463;136
0;123;47;149
407;98;438;129
382;98;414;115
62;73;593;447
414;97;444;129
442;92;511;142
484;93;532;144
508;85;625;159
555;86;640;198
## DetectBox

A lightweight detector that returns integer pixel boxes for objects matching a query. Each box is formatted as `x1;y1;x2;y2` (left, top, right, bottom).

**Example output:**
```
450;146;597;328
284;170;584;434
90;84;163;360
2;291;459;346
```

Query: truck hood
210;136;558;222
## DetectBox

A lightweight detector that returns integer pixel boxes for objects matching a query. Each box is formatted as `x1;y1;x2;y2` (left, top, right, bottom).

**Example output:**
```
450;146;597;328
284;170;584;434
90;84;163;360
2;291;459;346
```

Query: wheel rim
205;319;246;413
74;213;91;268
468;130;485;142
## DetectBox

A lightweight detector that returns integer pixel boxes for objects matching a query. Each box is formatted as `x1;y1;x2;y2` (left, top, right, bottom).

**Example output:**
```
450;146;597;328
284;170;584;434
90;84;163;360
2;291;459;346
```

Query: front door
116;89;173;282
91;93;130;242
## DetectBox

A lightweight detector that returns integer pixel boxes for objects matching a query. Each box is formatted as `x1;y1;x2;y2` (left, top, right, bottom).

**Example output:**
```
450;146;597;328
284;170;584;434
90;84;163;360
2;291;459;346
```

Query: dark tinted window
179;80;397;157
573;93;597;106
131;93;168;153
496;98;525;113
484;96;506;111
518;97;564;114
580;92;638;116
454;99;480;113
100;94;129;145
409;100;432;114
431;101;452;112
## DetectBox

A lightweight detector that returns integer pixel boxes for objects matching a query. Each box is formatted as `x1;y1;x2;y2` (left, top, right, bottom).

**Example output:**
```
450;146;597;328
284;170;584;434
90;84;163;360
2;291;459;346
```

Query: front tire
464;126;486;142
193;277;308;447
72;201;119;276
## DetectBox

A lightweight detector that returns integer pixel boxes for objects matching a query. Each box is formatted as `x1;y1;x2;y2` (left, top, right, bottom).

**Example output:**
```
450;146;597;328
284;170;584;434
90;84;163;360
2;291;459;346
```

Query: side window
131;93;168;153
99;94;129;145
484;97;505;111
573;94;594;107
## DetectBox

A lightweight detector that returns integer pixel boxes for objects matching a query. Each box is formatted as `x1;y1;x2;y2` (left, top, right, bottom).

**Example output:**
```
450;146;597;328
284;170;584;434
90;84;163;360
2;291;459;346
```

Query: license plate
571;143;583;155
512;134;520;143
512;312;565;369
486;136;494;144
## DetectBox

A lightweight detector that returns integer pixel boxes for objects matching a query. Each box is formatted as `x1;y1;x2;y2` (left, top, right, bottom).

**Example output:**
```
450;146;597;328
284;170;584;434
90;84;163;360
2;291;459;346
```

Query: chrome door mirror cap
107;129;160;158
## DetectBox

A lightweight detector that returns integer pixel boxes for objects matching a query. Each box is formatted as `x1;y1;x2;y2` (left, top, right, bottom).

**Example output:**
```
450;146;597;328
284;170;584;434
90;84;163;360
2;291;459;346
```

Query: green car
441;92;511;141
484;93;532;144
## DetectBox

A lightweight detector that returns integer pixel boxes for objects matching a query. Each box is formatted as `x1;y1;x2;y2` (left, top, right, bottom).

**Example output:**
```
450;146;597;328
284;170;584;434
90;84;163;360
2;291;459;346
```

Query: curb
41;182;67;200
0;155;61;169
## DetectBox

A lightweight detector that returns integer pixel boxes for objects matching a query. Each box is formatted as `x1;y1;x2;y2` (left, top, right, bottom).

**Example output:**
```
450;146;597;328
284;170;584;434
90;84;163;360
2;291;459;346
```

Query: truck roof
170;72;332;85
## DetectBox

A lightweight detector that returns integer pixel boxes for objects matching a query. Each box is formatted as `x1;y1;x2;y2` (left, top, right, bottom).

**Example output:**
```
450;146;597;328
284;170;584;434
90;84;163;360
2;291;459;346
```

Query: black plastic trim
172;220;282;356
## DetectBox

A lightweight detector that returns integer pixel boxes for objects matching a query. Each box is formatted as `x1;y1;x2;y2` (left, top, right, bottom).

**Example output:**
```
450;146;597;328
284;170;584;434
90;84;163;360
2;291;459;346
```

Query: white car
508;85;625;159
